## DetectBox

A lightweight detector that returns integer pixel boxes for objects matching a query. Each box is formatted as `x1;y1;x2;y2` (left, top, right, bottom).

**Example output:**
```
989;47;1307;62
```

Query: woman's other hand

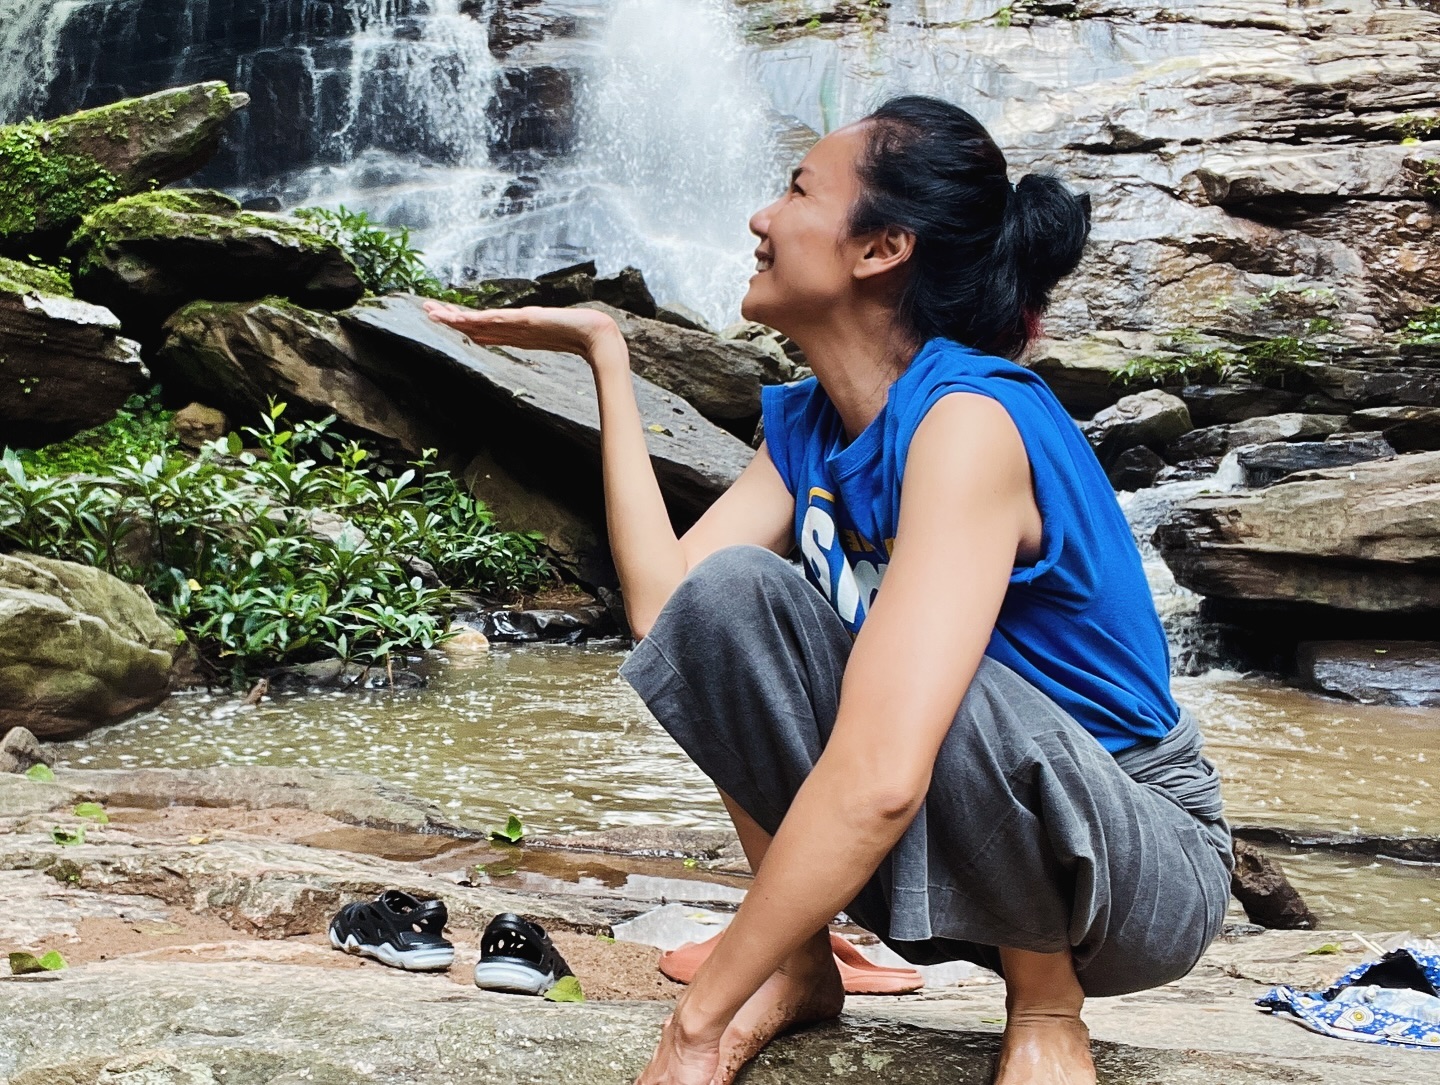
422;300;621;366
633;1010;722;1085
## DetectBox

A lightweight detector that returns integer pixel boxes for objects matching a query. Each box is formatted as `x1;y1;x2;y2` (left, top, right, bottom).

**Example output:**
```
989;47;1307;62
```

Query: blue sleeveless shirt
759;337;1179;754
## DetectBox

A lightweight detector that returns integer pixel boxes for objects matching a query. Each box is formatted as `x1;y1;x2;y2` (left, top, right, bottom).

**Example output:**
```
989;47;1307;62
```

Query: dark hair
849;95;1091;359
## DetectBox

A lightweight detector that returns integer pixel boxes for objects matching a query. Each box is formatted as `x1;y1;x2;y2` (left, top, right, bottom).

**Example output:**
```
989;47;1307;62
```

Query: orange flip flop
659;930;924;995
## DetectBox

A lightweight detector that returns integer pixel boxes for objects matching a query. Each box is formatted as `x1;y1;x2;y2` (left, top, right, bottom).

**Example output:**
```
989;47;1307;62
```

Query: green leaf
489;813;525;844
73;802;108;823
9;950;66;975
594;934;615;944
1307;942;1344;955
24;763;55;782
227;432;243;456
50;825;85;847
543;975;585;1003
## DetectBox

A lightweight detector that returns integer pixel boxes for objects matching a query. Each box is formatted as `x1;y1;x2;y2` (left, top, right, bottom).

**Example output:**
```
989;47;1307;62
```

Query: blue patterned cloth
1258;945;1440;1049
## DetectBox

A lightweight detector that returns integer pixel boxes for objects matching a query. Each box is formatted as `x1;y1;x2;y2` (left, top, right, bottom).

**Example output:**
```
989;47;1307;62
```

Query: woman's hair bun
851;95;1092;358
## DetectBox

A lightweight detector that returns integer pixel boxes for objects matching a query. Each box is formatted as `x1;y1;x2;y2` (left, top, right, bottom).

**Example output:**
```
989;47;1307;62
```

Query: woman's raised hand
422;300;621;365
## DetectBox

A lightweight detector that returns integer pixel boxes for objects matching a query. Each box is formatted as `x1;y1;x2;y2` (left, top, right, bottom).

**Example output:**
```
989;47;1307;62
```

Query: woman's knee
649;545;801;642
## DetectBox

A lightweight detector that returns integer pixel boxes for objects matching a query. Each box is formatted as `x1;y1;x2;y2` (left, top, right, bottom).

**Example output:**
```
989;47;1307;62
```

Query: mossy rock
0;256;72;298
68;190;365;336
0;552;182;739
0;82;248;256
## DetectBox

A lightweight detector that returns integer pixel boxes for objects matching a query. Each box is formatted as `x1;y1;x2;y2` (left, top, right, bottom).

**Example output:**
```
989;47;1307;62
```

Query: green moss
0;255;72;297
0;121;122;240
70;189;338;273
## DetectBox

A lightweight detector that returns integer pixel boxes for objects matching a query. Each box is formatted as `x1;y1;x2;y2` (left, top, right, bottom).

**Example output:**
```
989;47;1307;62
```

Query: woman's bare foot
993;946;1095;1085
709;937;846;1085
993;1010;1095;1085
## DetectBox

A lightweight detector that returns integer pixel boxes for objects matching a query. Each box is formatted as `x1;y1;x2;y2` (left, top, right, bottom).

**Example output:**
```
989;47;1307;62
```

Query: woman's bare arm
669;391;1036;1040
423;302;793;635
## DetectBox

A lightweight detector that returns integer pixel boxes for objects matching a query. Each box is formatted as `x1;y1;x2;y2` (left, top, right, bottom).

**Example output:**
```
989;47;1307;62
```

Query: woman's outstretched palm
423;300;618;363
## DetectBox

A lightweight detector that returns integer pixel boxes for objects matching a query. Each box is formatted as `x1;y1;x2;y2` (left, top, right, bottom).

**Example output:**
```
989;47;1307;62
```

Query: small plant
1399;306;1440;345
489;813;526;844
1396;114;1440;145
1114;336;1315;389
294;206;467;301
994;5;1014;27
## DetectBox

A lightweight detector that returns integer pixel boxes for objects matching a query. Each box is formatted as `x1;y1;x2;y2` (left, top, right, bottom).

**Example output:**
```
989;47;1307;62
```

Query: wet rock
1343;406;1440;452
536;826;745;863
473;605;613;644
0;82;248;253
1166;413;1348;462
269;659;426;692
1304;359;1440;412
0;728;49;774
1177;384;1309;427
339;295;755;521
1296;640;1440;708
1154;451;1440;617
0;553;184;740
170;402;228;449
1083;390;1192;470
580;302;791;427
653;301;715;334
0;263;148;448
157;297;439;454
594;266;657;319
1232;433;1394;488
487;64;577;159
1107;446;1166;491
68;191;365;334
1230;840;1317;930
1232;825;1440;866
462;261;598;310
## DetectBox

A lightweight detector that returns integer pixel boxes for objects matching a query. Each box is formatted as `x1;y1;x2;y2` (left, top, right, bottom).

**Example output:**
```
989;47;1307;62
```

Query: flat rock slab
1154;450;1440;615
0;951;1421;1084
341;295;755;517
0;764;492;837
1297;640;1440;708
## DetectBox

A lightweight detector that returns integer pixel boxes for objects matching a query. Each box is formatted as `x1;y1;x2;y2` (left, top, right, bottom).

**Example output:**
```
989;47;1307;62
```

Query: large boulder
1296;641;1440;708
461;450;615;588
0;553;184;739
1082;390;1192;470
578;301;792;429
339;295;755;521
156;297;438;454
0;82;248;254
1154;451;1440;617
0;258;148;448
1025;332;1166;417
68;190;364;334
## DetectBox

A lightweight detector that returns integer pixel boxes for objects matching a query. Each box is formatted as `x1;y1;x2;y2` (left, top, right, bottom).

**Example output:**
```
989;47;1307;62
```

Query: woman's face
741;124;875;335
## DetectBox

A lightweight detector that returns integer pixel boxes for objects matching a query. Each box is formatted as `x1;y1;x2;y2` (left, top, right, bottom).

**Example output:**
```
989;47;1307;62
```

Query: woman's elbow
852;779;928;826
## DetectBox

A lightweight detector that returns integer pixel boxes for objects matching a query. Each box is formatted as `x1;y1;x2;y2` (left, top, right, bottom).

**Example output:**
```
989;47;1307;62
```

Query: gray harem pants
619;546;1233;997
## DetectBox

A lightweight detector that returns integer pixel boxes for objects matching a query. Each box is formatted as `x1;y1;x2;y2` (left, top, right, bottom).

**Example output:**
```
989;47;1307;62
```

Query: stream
54;643;1440;933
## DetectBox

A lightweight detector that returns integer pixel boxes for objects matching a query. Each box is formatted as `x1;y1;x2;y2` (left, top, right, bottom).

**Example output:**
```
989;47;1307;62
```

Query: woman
427;95;1232;1085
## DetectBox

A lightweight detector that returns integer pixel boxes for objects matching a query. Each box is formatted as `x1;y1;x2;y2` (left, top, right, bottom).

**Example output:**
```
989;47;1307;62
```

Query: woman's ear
854;226;915;282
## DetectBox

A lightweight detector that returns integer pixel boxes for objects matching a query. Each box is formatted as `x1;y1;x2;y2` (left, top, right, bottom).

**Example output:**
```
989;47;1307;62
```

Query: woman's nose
749;198;779;239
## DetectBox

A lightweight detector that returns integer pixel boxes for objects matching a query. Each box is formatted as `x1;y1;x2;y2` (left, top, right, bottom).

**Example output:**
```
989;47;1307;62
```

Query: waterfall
0;0;73;120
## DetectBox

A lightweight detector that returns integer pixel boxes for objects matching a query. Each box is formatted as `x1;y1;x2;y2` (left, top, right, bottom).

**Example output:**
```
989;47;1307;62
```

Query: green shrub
1;405;550;682
18;387;172;477
1115;333;1319;388
293;205;467;302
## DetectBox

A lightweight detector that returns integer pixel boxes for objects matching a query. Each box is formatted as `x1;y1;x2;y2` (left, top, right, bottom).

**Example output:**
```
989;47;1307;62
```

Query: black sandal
473;912;574;995
329;890;455;972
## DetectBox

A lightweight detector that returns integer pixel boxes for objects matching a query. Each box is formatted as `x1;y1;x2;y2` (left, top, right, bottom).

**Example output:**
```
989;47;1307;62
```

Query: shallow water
55;645;1440;931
